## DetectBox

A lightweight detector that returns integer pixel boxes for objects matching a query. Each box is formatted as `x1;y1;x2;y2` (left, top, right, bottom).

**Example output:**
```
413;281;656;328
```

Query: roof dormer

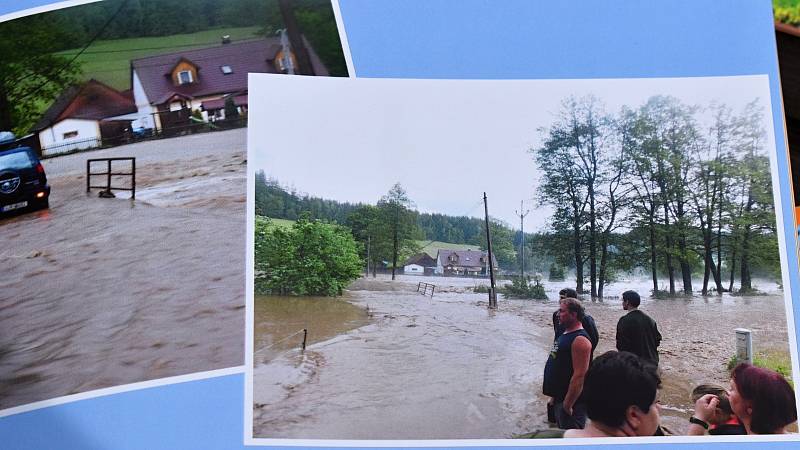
169;58;199;86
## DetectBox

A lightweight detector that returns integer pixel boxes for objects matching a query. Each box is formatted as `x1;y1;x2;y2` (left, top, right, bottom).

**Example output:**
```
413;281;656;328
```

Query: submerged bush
502;275;548;300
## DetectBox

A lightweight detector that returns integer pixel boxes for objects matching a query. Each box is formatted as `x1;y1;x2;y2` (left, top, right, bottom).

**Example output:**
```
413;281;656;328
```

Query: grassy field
57;26;262;90
418;240;478;258
266;218;295;228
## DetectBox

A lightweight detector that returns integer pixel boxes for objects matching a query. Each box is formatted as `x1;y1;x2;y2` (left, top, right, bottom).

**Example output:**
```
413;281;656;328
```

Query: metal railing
87;157;136;199
417;282;436;298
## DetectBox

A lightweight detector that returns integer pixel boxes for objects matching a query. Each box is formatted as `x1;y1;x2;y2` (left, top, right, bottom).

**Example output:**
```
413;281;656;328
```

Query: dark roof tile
131;37;328;105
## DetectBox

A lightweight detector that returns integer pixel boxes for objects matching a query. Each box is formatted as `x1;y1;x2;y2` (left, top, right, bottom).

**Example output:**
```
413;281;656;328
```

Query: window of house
220;65;233;75
63;131;78;139
178;70;193;85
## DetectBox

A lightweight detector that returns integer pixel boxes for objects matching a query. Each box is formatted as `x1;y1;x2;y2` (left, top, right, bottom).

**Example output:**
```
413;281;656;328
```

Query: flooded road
0;129;247;409
253;274;792;439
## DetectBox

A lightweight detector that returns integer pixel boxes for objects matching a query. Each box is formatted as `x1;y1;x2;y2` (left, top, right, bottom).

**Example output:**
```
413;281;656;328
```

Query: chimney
221;35;231;45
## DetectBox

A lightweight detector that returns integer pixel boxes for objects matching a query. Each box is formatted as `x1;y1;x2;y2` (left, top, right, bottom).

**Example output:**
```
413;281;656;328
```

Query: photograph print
0;0;347;412
247;74;797;441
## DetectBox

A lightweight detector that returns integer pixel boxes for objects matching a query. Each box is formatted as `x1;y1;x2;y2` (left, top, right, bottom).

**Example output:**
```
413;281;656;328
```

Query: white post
735;328;753;364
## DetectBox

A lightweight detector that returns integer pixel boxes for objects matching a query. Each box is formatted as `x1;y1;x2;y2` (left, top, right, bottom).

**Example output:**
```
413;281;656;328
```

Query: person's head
558;297;584;328
729;363;797;434
559;288;578;300
621;290;641;310
583;351;661;436
691;384;734;425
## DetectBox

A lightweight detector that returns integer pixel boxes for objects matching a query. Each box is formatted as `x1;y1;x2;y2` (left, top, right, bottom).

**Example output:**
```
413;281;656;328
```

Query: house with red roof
31;79;136;156
129;36;328;131
435;249;498;276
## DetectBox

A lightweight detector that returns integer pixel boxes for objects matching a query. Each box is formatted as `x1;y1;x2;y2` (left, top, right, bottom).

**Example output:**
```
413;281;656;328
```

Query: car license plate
2;201;27;212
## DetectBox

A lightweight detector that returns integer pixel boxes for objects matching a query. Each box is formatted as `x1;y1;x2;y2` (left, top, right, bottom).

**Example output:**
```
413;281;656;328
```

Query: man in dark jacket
616;290;661;366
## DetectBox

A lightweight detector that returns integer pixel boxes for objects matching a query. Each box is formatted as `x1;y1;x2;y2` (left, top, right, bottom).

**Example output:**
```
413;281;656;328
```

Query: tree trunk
740;225;753;292
573;221;584;294
715;188;724;294
589;186;597;299
598;239;608;299
663;202;676;295
649;214;659;293
728;237;737;292
677;229;692;294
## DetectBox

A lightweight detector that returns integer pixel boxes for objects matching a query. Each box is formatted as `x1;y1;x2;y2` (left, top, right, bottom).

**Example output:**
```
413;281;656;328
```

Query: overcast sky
248;74;774;231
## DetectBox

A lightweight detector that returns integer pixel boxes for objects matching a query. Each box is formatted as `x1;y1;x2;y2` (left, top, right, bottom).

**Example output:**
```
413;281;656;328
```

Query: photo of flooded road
252;275;789;438
0;130;247;410
247;75;797;441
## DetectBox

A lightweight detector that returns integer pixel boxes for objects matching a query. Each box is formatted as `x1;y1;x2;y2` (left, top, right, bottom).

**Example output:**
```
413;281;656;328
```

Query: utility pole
483;192;497;309
515;200;530;279
277;0;314;75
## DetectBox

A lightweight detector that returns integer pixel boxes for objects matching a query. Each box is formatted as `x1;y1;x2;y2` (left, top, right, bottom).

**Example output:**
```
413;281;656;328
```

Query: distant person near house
543;297;592;430
616;290;661;366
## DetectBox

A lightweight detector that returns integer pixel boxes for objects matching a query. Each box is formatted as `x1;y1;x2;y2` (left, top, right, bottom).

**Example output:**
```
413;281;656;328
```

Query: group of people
536;288;797;438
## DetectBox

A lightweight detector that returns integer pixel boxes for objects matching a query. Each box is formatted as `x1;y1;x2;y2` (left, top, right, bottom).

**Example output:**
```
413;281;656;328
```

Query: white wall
132;71;157;130
404;264;424;275
39;119;101;156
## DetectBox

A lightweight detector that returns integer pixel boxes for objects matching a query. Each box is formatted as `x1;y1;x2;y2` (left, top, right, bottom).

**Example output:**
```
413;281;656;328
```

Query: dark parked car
0;146;50;214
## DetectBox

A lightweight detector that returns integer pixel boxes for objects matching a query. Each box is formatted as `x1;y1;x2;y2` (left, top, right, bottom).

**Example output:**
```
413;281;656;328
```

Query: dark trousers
553;401;587;430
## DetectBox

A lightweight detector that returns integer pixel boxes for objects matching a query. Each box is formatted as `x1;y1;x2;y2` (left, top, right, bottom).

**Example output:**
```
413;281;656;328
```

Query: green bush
473;284;491;293
254;216;363;296
727;351;793;385
502;275;548;300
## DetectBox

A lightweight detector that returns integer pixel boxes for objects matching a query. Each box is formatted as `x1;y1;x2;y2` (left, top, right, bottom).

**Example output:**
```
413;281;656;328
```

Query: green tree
478;218;517;270
377;183;422;280
0;14;83;133
254;216;363;296
726;100;776;292
346;204;382;276
224;97;239;119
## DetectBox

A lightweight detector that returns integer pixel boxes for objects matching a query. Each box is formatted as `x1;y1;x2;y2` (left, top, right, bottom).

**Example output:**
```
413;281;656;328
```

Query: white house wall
39;119;101;156
132;71;157;130
404;264;424;275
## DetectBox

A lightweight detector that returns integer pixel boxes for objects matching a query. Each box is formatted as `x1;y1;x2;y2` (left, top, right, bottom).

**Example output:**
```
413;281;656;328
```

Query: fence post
86;160;90;194
735;328;753;364
302;328;308;352
106;159;112;194
131;158;136;200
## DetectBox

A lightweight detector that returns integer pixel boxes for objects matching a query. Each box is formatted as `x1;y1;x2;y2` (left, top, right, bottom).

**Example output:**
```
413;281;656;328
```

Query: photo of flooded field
0;0;347;411
247;75;796;440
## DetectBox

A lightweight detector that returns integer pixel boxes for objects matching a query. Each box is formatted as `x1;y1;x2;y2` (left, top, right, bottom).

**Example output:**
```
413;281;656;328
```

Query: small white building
404;263;425;275
402;253;437;276
31;80;136;156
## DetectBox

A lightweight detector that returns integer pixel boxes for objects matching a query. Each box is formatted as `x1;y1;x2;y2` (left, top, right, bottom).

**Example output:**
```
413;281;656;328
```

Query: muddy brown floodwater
0;129;247;409
252;274;792;439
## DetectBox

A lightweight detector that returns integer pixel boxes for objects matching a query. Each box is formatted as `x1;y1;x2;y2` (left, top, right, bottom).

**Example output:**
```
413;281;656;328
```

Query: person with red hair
690;363;797;435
